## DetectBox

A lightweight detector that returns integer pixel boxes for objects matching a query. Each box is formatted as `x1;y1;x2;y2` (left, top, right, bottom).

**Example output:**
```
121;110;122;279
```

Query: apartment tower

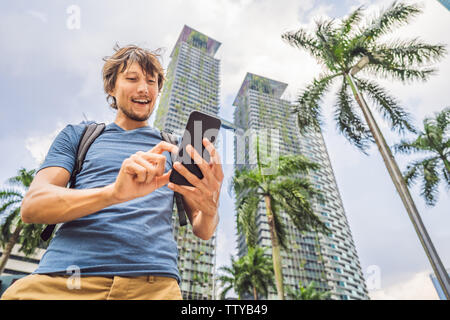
233;73;369;300
154;25;221;299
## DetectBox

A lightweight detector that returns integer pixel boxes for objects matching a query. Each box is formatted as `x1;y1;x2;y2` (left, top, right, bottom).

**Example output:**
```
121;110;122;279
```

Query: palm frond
397;107;449;205
339;5;365;38
6;168;36;188
314;19;341;71
269;196;288;250
0;199;20;223
217;256;239;299
422;108;449;152
359;1;421;42
434;107;450;133
0;167;51;255
294;73;340;133
18;222;48;256
272;178;330;236
334;78;374;153
281;28;324;63
364;60;436;83
236;195;260;249
394;108;449;155
289;280;331;300
374;39;446;67
233;168;261;209
402;156;441;206
420;158;441;206
393;139;427;155
239;246;274;298
442;166;450;186
0;189;24;202
218;284;233;300
276;155;320;177
354;77;416;133
403;159;422;187
1;208;21;246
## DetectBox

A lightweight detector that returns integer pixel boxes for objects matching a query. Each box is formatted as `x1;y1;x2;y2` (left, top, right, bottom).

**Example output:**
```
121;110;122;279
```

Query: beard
117;102;152;122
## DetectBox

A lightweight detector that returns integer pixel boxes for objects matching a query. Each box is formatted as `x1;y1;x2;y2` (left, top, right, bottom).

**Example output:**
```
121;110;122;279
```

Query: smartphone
169;110;221;187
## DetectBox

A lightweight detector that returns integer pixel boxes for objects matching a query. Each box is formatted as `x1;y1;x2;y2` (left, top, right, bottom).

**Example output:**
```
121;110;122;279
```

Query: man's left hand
167;138;224;218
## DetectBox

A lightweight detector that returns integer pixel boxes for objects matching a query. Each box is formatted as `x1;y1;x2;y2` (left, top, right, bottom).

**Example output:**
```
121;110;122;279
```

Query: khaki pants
1;274;182;300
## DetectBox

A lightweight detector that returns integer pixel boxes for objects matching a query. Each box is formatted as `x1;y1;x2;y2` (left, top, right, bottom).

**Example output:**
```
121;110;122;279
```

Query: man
1;44;223;300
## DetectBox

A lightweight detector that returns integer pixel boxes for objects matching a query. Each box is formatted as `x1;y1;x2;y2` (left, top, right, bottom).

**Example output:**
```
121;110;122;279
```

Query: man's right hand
109;141;179;203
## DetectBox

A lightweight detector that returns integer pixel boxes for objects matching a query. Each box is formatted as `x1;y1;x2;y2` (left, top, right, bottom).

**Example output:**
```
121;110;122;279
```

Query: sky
0;0;449;300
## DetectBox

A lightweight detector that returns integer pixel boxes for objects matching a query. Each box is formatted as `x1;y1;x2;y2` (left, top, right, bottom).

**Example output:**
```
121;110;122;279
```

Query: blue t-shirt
33;122;180;283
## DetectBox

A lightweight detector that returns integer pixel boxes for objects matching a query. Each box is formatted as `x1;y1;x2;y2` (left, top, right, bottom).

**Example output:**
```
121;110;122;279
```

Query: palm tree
217;255;242;299
236;246;274;300
0;168;49;275
282;1;450;298
282;1;446;151
287;280;332;300
218;247;274;300
233;138;329;300
394;107;450;206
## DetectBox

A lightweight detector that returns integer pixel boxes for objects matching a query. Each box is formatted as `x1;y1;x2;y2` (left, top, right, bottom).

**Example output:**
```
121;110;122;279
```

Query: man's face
110;61;159;122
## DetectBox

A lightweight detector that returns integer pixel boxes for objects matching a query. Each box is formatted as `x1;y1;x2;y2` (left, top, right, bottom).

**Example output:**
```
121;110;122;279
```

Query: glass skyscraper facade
154;25;221;299
233;72;369;300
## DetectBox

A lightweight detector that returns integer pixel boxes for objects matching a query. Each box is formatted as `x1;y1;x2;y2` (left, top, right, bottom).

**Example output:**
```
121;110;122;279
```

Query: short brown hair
102;44;165;110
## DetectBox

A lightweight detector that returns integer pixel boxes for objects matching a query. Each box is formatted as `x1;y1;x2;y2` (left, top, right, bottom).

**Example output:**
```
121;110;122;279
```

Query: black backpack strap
160;131;187;227
70;123;106;187
40;123;106;241
40;222;57;242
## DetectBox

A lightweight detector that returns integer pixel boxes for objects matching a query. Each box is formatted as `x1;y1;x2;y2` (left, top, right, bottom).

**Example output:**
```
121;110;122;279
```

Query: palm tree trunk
253;286;258;300
0;224;22;275
264;195;284;300
346;72;450;299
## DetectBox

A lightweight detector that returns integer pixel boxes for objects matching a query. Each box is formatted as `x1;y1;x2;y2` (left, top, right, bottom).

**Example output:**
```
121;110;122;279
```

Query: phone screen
169;111;221;187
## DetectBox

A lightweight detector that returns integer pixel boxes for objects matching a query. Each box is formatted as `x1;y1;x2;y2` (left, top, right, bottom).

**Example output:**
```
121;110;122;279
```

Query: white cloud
25;122;65;166
369;270;440;300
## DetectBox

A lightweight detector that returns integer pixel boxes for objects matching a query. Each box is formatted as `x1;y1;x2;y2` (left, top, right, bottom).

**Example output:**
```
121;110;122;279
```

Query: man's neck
114;115;148;131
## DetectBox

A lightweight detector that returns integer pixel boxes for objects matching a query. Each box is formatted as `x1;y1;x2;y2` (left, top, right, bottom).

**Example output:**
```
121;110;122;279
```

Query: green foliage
334;77;373;152
282;1;446;153
232;138;329;299
250;76;273;95
218;247;274;300
233;150;329;251
0;168;50;261
394;107;450;206
187;31;208;52
286;280;332;300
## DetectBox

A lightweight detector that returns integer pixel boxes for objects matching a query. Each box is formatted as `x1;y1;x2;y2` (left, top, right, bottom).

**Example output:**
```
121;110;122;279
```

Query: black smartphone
169;110;221;187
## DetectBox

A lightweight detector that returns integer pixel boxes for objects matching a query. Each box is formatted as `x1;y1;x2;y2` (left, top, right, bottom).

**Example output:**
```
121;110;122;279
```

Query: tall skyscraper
233;73;369;300
154;25;221;299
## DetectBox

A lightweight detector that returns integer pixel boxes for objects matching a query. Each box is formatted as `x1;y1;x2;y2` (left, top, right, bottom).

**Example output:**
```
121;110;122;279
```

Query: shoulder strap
40;123;106;241
160;131;187;227
70;123;106;187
